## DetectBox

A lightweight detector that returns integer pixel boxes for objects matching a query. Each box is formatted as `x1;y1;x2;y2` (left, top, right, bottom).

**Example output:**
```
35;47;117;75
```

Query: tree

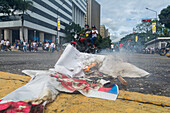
0;0;10;15
65;22;82;42
0;0;33;41
133;21;152;33
96;35;111;49
159;5;170;29
0;0;32;15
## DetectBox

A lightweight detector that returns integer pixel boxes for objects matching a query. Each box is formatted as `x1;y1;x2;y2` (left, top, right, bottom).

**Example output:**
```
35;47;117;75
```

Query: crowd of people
143;47;157;54
110;43;123;52
0;39;56;52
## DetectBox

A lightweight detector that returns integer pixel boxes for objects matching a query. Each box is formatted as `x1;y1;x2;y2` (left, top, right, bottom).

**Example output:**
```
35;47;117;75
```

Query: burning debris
0;44;149;112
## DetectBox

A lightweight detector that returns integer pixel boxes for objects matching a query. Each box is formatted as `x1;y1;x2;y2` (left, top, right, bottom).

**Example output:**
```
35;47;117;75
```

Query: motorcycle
159;48;170;56
70;34;95;54
159;42;170;57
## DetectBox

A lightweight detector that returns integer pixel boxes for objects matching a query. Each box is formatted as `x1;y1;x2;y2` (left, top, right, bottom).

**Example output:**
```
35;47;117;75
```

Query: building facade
100;25;106;38
145;37;170;49
72;0;86;27
100;25;110;38
86;0;100;32
0;0;86;44
106;29;109;37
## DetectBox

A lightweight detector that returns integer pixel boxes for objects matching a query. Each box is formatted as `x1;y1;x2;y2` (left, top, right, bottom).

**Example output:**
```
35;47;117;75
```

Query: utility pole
146;8;158;52
21;0;25;42
56;0;65;47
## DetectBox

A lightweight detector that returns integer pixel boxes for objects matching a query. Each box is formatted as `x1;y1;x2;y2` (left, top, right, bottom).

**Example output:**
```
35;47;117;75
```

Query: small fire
83;63;96;72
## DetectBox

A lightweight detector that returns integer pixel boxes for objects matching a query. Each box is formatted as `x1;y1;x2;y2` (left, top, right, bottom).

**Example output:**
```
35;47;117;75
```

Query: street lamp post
146;8;158;52
146;8;157;22
56;0;65;47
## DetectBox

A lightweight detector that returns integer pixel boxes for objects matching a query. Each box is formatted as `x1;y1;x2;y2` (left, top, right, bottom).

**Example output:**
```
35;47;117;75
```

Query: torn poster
0;72;118;112
0;44;149;112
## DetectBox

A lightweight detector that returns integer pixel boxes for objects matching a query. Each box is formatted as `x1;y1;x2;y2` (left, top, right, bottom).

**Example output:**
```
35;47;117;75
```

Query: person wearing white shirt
50;42;55;52
6;39;11;51
111;43;114;52
2;40;6;51
32;41;37;52
91;25;98;48
45;42;49;51
0;39;4;51
23;41;27;52
0;39;4;45
6;40;10;46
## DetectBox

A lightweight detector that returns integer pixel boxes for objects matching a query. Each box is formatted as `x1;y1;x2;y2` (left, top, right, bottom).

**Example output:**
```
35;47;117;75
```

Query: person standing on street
23;40;27;52
50;42;55;52
45;42;49;52
18;40;21;50
2;40;6;51
28;40;31;52
119;43;123;51
111;43;114;52
0;38;4;51
32;41;37;52
14;40;18;49
6;39;11;51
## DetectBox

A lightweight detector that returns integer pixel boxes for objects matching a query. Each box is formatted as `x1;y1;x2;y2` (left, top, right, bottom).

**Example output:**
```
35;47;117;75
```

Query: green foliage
96;35;111;49
133;20;165;34
120;32;158;48
161;28;170;36
120;5;170;48
65;23;111;48
159;5;170;29
133;21;152;33
65;22;82;42
0;0;33;15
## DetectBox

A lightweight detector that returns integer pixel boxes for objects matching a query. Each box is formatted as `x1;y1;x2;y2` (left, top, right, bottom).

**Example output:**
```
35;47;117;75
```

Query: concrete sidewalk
0;71;169;113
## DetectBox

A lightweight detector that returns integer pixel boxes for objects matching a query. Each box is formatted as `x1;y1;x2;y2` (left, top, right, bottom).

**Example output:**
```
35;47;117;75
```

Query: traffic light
142;19;151;22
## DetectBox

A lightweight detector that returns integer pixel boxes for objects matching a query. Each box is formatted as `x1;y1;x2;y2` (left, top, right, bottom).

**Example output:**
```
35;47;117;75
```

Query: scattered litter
0;44;149;112
118;76;127;86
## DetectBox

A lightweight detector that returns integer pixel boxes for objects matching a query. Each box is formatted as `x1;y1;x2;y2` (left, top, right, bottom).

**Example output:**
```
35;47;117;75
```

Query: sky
96;0;170;42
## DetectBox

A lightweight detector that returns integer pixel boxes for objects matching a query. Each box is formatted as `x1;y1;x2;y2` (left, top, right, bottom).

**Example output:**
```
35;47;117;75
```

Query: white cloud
96;0;170;42
102;18;118;31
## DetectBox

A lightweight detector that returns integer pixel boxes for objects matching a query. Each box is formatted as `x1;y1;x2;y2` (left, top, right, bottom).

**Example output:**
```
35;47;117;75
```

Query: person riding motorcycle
91;25;98;48
70;24;96;53
84;24;92;49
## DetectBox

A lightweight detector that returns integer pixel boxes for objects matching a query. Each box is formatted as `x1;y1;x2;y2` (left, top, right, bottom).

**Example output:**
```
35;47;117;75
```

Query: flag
57;18;60;31
135;36;138;42
152;22;156;34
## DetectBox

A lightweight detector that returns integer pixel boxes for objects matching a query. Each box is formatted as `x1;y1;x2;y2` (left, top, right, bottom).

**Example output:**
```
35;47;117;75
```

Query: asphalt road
0;51;61;75
115;52;170;97
0;51;170;97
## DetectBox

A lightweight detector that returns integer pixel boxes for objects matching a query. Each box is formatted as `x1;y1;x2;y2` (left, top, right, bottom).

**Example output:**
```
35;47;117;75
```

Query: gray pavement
0;51;170;97
116;53;170;97
0;51;61;75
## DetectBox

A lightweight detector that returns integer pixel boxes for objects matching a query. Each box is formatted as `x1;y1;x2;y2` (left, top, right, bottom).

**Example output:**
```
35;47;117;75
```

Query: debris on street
0;44;150;112
1;72;170;113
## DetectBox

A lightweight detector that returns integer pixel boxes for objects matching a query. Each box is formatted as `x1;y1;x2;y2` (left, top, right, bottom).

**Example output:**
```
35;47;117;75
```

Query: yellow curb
0;72;170;113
